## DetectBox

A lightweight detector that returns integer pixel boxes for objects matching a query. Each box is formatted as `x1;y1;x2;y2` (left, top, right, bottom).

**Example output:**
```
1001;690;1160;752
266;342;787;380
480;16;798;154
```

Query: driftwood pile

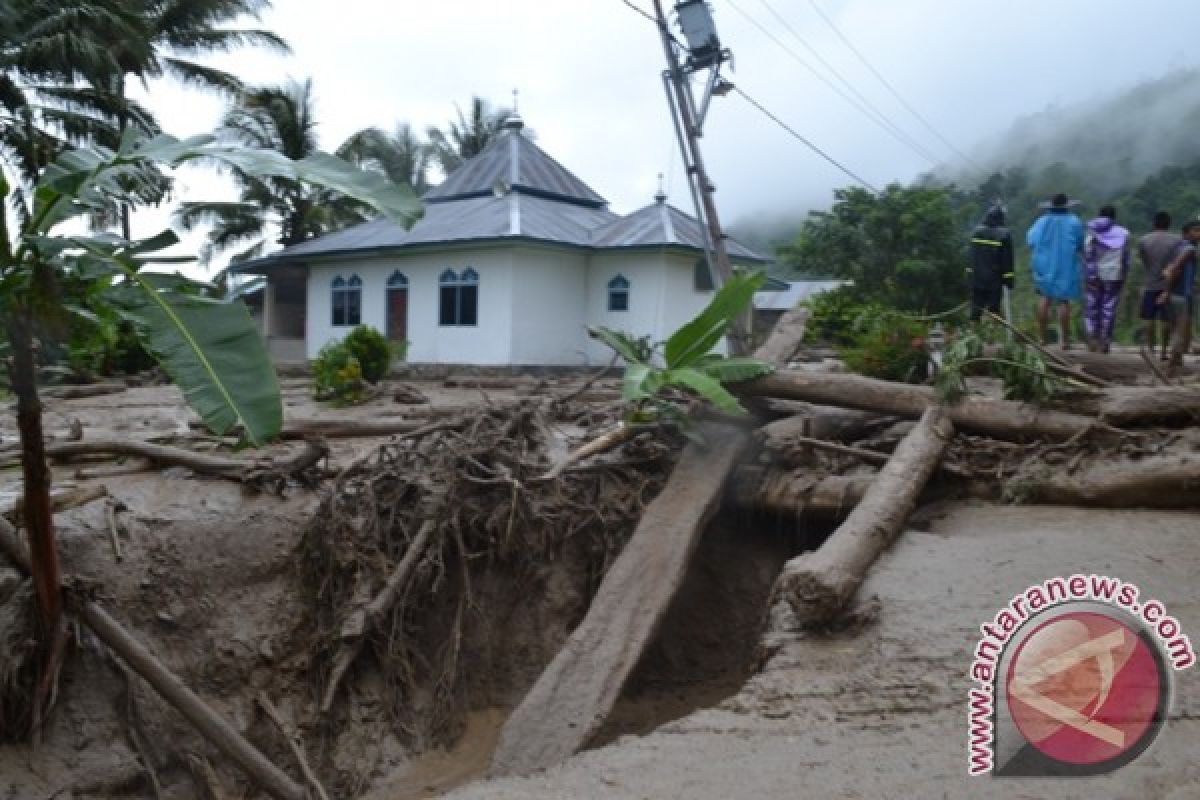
491;307;1200;776
4;303;1200;795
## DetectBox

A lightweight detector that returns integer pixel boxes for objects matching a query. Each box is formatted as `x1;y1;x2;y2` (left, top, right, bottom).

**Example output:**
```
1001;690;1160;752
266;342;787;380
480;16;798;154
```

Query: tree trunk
732;468;874;520
490;423;749;776
1008;456;1200;508
1052;387;1200;427
773;408;956;628
4;317;60;631
743;370;1097;441
754;305;809;365
756;404;894;445
490;307;809;776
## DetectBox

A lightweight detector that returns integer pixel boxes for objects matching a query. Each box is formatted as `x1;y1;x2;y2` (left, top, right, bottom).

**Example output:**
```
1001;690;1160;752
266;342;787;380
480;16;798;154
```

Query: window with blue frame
607;274;630;312
439;268;479;326
331;274;362;326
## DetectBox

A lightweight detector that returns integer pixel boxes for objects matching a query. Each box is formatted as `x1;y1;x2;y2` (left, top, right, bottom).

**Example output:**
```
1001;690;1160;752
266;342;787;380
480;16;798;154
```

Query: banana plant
589;271;774;422
0;130;421;730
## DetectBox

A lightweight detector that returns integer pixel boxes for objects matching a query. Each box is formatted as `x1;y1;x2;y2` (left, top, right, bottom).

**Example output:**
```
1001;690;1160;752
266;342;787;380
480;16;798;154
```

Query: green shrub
839;312;930;383
313;326;396;405
803;285;862;345
341;325;395;382
314;341;366;405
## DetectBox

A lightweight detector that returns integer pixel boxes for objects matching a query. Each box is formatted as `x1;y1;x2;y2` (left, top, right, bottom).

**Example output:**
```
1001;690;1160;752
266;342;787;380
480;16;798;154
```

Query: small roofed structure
235;114;769;367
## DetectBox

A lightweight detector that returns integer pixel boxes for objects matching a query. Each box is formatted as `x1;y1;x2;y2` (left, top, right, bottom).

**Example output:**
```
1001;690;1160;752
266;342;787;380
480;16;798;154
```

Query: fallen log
1;484;110;521
40;382;128;400
38;439;327;485
756;404;894;444
491;308;809;776
490;423;749;776
1052;387;1200;426
754;304;809;365
1007;456;1200;508
743;370;1100;442
279;418;428;440
773;408;956;628
0;519;306;800
733;468;874;520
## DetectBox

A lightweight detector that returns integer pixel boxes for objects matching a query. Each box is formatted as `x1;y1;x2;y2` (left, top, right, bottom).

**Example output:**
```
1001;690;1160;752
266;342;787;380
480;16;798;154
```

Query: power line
619;0;657;25
722;0;942;167
734;85;879;193
614;0;879;194
805;0;980;170
753;0;945;166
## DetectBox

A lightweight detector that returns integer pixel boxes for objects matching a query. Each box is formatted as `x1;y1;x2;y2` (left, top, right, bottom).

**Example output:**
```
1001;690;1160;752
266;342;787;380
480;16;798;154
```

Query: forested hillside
772;68;1200;325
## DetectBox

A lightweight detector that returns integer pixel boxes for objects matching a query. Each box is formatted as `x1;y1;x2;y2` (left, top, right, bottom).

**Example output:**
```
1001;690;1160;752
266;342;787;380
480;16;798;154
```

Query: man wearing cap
967;204;1015;322
1027;193;1085;348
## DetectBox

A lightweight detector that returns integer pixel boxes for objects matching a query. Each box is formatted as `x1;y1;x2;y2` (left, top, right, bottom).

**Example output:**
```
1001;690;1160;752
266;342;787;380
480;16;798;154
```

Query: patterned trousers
1084;279;1123;347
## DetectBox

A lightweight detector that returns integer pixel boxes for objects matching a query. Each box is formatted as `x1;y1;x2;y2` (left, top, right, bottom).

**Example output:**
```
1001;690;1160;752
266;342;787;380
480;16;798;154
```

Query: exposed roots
0;567;37;742
300;401;674;757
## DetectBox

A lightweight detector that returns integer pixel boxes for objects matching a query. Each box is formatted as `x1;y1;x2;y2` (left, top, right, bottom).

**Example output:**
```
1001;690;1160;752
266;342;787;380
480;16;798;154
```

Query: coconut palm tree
178;79;367;264
0;1;148;186
426;95;512;176
1;0;289;232
337;122;431;195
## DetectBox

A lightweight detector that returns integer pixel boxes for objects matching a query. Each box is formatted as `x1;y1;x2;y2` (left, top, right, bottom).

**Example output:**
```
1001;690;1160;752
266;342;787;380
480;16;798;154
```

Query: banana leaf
108;280;280;447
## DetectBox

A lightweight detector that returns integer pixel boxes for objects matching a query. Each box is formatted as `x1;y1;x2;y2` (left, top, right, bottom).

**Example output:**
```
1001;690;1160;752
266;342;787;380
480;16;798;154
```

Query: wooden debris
773;408;956;629
743;370;1102;441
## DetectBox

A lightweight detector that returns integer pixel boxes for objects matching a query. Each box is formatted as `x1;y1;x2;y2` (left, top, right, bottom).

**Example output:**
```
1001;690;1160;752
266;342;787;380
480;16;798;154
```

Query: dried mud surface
3;381;1199;799
444;504;1200;800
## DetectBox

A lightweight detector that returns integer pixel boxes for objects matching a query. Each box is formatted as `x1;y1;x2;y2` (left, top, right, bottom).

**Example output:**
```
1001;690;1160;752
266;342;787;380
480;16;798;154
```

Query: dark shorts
970;287;1003;320
1140;290;1170;321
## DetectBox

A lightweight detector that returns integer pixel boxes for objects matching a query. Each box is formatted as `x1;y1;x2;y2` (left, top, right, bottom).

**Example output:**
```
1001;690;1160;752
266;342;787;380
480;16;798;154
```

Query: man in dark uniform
968;204;1015;321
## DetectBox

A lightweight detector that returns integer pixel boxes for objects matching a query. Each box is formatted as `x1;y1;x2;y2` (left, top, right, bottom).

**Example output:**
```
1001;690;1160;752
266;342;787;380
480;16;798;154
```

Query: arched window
386;271;409;342
331;274;362;326
607;274;630;312
439;268;479;326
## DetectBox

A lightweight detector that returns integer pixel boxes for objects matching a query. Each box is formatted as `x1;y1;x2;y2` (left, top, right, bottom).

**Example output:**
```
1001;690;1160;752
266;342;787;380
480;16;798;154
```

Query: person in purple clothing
1082;205;1131;353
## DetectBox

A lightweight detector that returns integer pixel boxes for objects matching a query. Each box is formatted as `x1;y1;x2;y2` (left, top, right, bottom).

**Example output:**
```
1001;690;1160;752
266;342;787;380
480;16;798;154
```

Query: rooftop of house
234;115;769;273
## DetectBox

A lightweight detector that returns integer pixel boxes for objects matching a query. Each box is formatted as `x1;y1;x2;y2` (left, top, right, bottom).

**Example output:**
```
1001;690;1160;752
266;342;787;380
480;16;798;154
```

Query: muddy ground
2;377;1198;799
444;504;1200;800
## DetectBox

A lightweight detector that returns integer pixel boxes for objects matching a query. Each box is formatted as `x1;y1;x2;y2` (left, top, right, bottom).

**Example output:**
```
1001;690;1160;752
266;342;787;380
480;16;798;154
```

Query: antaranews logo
967;574;1195;777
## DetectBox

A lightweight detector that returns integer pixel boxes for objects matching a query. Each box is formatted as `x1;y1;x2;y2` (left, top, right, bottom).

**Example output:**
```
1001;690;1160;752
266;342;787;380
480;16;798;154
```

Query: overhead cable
722;0;942;167
754;0;944;166
734;85;879;193
806;0;981;170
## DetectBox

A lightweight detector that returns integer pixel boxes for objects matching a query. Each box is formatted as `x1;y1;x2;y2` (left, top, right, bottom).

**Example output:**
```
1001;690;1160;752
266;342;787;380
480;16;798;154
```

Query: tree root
27;438;328;491
319;517;438;714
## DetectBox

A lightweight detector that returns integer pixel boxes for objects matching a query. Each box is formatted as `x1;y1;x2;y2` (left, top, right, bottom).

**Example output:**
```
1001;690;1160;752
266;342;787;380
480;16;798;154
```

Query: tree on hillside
338;122;431;195
178;79;373;263
426;95;512;175
779;184;967;312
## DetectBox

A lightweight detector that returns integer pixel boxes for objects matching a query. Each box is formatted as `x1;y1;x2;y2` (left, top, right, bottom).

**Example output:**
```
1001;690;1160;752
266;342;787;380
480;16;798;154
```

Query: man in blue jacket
1027;193;1085;348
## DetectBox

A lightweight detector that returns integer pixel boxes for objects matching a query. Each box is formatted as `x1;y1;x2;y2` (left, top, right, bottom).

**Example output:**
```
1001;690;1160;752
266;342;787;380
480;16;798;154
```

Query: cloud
123;0;1200;273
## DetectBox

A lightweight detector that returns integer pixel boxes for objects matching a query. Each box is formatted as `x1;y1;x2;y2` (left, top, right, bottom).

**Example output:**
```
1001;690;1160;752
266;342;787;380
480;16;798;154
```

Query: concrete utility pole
652;0;750;354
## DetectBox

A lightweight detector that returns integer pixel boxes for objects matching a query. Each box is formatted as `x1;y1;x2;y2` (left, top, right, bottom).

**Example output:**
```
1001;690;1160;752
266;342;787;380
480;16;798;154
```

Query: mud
4;382;1198;799
442;503;1200;800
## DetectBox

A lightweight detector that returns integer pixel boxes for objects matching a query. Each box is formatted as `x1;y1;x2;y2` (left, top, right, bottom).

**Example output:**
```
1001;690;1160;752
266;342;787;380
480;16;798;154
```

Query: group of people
967;193;1197;367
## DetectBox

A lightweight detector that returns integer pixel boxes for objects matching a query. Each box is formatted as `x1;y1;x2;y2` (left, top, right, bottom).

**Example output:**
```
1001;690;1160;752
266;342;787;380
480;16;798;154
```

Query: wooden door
387;287;408;342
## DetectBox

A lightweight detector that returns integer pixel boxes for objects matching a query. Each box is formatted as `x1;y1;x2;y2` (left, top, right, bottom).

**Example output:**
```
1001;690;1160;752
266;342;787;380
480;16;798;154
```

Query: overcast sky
128;0;1200;267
